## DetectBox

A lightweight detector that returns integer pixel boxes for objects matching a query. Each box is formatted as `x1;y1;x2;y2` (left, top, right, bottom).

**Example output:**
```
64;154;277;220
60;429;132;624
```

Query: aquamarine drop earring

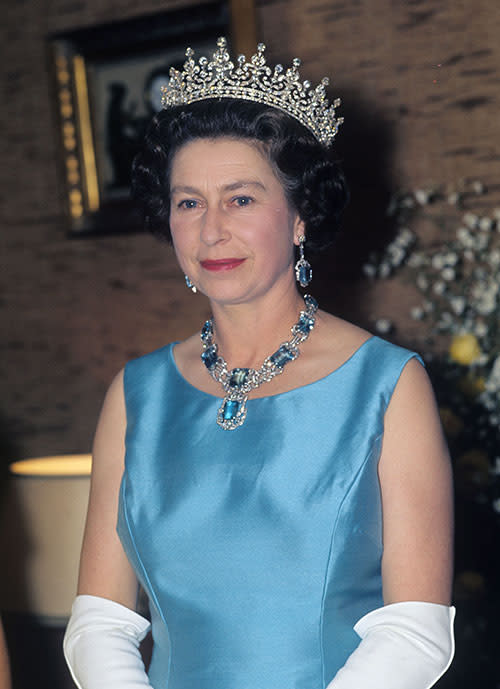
294;235;312;287
184;275;197;293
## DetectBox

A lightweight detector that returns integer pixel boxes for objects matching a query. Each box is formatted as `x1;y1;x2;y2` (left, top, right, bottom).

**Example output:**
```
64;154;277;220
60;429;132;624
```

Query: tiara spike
160;37;342;146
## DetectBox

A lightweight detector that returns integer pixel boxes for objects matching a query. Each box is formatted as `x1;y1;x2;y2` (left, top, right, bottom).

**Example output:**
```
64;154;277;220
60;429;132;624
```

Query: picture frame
50;1;257;236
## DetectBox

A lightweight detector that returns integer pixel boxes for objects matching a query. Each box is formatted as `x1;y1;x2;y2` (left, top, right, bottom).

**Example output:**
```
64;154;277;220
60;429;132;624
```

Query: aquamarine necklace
200;294;318;430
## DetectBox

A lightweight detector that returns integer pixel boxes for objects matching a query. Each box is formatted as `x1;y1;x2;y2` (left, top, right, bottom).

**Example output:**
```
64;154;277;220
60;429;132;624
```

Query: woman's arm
64;370;153;689
379;357;454;604
326;357;455;689
77;369;138;605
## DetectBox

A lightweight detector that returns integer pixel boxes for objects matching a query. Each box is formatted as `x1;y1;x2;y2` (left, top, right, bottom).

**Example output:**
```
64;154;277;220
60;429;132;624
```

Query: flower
480;392;497;411
463;212;479;229
388;246;406;267
474;321;488;337
432;254;445;270
479;216;493;231
401;196;415;208
439;312;453;327
398;227;415;245
379;262;391;278
449;333;482;365
374;318;393;334
484;356;500;394
415;189;431;205
475;232;490;251
450;296;466;315
433;281;446;296
475;285;498;315
489;356;500;382
488;249;500;267
444;252;459;266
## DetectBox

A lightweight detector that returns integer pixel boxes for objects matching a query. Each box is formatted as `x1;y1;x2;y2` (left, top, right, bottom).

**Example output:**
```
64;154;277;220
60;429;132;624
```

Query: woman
64;39;455;689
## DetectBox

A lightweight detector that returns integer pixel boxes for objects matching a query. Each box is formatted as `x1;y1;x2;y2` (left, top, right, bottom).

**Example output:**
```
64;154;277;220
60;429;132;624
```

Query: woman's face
169;137;304;306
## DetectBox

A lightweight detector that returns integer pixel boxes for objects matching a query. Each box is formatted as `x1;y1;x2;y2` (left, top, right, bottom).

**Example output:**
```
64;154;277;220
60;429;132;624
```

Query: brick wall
1;0;499;459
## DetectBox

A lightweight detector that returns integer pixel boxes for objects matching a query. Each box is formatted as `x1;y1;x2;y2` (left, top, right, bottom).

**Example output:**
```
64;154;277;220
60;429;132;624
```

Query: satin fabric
117;336;423;689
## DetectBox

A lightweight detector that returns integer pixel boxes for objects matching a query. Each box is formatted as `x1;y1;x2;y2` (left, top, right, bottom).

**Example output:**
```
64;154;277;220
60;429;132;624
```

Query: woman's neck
208;286;306;370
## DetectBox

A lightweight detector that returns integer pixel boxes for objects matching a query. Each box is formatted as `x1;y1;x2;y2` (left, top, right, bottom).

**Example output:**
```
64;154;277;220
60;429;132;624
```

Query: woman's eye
177;199;198;209
232;196;253;207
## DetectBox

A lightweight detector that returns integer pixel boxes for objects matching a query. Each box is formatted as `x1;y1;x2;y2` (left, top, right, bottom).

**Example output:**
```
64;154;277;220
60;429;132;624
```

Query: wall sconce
0;455;91;624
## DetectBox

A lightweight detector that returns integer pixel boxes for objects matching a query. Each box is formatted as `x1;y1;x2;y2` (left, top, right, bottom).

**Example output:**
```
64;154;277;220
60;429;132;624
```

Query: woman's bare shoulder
107;367;125;398
93;368;126;465
289;310;374;383
314;310;373;354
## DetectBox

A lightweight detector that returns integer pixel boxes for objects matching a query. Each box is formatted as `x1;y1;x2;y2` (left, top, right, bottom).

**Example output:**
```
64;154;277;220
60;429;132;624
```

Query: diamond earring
294;235;312;287
184;275;197;293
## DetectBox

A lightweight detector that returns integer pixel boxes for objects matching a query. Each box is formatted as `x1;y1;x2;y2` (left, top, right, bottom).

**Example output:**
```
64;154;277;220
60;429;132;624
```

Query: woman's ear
293;216;306;245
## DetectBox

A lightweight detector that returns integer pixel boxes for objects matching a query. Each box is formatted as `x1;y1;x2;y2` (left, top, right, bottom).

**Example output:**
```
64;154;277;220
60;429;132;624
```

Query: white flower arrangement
363;179;500;497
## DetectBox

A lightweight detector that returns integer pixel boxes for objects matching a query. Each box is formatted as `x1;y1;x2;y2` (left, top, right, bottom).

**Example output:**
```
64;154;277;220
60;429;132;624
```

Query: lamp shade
0;455;91;624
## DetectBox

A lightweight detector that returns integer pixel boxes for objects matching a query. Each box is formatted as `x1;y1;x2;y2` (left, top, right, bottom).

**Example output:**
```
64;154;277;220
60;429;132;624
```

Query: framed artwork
50;1;257;236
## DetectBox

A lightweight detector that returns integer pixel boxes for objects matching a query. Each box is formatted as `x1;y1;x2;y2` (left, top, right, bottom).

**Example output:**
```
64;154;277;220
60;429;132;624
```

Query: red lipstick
200;258;246;271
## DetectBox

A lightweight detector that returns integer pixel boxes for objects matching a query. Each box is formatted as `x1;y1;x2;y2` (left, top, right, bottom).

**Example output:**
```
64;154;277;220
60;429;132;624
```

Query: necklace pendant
216;394;248;430
202;294;318;430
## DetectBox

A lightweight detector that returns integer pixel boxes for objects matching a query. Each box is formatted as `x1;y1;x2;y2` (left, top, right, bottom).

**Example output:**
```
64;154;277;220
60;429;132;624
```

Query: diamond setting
161;37;343;147
201;294;319;429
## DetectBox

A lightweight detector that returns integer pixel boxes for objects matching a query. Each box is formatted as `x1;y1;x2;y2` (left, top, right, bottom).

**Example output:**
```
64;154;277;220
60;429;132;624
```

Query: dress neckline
170;335;376;402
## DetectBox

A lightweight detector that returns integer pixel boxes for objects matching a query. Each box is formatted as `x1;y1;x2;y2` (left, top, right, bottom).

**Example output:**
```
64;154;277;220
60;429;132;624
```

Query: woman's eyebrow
170;180;266;195
222;180;266;192
170;185;200;195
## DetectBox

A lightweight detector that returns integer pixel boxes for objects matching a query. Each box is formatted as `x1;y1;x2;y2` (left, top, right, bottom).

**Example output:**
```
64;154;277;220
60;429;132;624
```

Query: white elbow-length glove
326;601;455;689
63;594;153;689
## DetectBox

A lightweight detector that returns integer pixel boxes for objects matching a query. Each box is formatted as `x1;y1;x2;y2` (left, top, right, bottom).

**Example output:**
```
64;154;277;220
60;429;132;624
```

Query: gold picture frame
50;1;257;235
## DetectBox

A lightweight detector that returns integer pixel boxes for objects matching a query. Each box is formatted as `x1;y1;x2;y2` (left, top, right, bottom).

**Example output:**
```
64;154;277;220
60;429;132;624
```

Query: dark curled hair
132;99;349;251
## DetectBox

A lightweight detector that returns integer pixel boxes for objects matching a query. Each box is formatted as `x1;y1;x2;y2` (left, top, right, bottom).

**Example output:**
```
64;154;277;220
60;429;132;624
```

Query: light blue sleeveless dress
117;336;423;689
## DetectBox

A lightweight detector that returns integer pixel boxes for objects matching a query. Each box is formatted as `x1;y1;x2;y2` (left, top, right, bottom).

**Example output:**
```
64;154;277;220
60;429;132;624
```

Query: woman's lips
200;258;246;272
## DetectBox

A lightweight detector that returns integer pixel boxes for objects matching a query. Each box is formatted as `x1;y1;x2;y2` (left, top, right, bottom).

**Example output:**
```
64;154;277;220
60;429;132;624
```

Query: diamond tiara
161;37;343;147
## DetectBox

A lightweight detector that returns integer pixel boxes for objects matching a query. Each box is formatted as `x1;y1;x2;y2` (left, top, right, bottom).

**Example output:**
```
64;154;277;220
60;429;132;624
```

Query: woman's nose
200;205;229;245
